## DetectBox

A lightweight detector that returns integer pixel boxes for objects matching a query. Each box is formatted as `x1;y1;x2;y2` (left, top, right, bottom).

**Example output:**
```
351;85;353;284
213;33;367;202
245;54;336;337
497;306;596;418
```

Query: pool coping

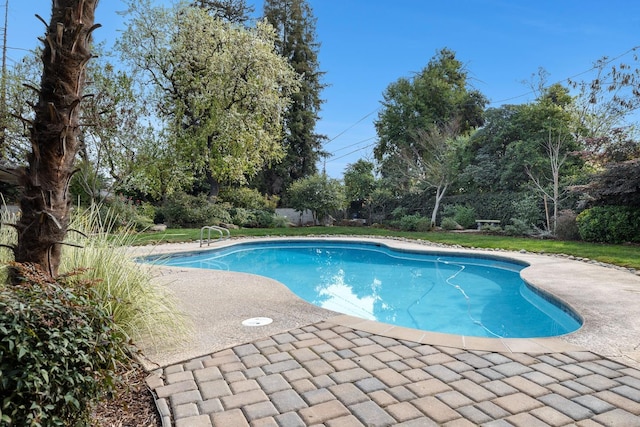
132;236;640;369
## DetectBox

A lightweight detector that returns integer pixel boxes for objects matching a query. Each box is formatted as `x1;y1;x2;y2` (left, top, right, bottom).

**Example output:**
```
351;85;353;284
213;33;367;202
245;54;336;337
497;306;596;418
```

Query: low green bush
0;265;130;426
503;218;531;236
103;195;155;231
555;210;581;241
397;214;431;232
442;204;476;229
158;192;232;228
576;205;640;243
219;187;278;211
440;217;460;230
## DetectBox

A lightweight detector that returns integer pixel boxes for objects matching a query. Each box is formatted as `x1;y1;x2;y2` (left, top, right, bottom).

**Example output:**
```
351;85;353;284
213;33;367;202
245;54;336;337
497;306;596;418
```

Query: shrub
555;210;581;241
158;192;232;228
503;218;531;236
440;217;460;230
442;204;476;229
398;214;431;232
576;205;640;243
103;195;155;231
219;187;278;211
0;265;130;426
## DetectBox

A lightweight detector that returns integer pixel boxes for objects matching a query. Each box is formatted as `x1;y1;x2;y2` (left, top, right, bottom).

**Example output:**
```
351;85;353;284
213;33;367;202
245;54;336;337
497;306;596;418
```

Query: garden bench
475;219;501;230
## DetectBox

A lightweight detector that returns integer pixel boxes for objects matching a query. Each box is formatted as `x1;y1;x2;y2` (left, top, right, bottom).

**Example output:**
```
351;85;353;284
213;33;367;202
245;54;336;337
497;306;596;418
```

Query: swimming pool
145;240;582;338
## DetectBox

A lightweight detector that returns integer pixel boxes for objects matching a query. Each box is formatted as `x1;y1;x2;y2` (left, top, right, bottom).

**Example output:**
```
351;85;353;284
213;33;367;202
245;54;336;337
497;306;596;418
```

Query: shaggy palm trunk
14;1;99;278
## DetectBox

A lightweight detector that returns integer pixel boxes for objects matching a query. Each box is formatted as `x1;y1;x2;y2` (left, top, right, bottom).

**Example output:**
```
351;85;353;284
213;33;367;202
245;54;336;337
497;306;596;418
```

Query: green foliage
442;204;476;229
576;205;640;243
62;206;188;345
219;187;278;211
287;175;346;224
103;194;155;231
0;265;130;426
396;214;432;232
555;210;581;241
157;192;232;228
440;216;460;230
503;218;532;236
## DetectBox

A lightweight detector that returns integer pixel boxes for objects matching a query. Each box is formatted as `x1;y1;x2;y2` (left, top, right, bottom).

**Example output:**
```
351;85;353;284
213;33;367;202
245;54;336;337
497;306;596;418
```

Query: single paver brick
299;400;350;425
388;344;421;358
387;401;424;422
230;379;259;394
455;353;494;369
325;415;366;427
257;374;290;394
200;379;232;400
476;367;505;381
412;396;461;424
436;390;474;409
303;359;335;376
492;362;533;377
402;368;432;382
250;417;278;427
326;336;356;350
198;398;223;414
482;380;517;398
574;374;620;391
406;378;451;397
593;409;640;426
529;406;574;426
538;393;595;420
270;389;308;413
594;390;640;415
272;333;297;344
302;387;335;405
220;389;268;410
173;402;199;419
349;400;397;426
291;347;320;362
274;411;306;427
164;364;184;375
579;361;623;378
355;376;387;393
282;367;312;382
176;414;212;427
166;370;194;384
561;379;595;394
492;392;544;414
369;390;398;407
211;408;249;427
373;367;411;387
572;395;615;414
612;385;640;402
329;383;368;405
373;350;403;362
330;367;371;384
170;390;203;407
194;366;223;383
243;401;279;421
155;380;198;398
234;343;260;357
241;353;270;368
545;382;580;399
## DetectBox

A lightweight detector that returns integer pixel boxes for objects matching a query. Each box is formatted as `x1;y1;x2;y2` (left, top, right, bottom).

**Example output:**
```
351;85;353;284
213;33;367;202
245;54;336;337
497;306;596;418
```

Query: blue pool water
146;240;582;338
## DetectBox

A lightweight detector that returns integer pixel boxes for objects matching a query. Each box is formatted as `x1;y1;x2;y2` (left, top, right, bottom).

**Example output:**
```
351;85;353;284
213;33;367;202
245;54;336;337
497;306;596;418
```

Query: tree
254;0;326;197
118;1;299;197
401;121;465;228
9;0;99;277
576;158;640;207
287;174;345;225
343;159;375;218
374;48;486;179
192;0;254;23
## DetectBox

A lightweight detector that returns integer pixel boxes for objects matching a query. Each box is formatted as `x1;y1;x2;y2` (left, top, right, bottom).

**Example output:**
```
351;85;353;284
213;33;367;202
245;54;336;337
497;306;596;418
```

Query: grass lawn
129;226;640;270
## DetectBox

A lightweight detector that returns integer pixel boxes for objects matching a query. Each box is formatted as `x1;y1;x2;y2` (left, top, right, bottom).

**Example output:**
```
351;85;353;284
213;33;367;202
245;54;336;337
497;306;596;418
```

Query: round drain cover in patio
242;317;273;326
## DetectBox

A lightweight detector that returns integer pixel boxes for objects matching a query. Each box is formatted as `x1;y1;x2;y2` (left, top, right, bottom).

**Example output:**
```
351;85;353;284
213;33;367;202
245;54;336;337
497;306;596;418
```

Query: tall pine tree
253;0;326;199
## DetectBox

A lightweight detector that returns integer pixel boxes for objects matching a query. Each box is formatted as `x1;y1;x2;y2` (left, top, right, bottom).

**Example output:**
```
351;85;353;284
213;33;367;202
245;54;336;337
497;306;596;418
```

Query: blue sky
6;1;640;178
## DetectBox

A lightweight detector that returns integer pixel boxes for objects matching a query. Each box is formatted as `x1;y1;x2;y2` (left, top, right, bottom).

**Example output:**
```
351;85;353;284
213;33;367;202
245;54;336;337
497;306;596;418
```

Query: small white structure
276;208;315;226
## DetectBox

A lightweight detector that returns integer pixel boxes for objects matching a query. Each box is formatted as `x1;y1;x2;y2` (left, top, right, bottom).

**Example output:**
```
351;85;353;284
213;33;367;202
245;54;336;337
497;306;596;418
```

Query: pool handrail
200;225;230;247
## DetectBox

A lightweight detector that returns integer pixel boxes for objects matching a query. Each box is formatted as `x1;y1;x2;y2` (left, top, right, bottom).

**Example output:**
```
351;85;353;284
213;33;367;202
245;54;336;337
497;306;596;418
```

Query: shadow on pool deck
132;237;640;370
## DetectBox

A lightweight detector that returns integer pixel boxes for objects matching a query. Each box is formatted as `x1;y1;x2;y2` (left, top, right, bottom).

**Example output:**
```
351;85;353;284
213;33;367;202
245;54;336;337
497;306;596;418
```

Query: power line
324;107;379;145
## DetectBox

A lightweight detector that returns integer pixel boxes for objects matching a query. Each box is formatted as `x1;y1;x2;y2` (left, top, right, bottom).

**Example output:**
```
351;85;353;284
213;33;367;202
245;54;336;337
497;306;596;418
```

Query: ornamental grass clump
61;204;189;348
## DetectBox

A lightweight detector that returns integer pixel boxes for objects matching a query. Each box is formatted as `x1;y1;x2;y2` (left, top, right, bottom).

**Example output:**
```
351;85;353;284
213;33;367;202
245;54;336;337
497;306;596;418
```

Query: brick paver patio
147;319;640;426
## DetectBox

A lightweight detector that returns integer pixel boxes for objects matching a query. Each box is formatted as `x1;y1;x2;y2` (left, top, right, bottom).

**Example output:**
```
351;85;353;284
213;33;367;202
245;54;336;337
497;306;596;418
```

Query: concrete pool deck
133;237;640;426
